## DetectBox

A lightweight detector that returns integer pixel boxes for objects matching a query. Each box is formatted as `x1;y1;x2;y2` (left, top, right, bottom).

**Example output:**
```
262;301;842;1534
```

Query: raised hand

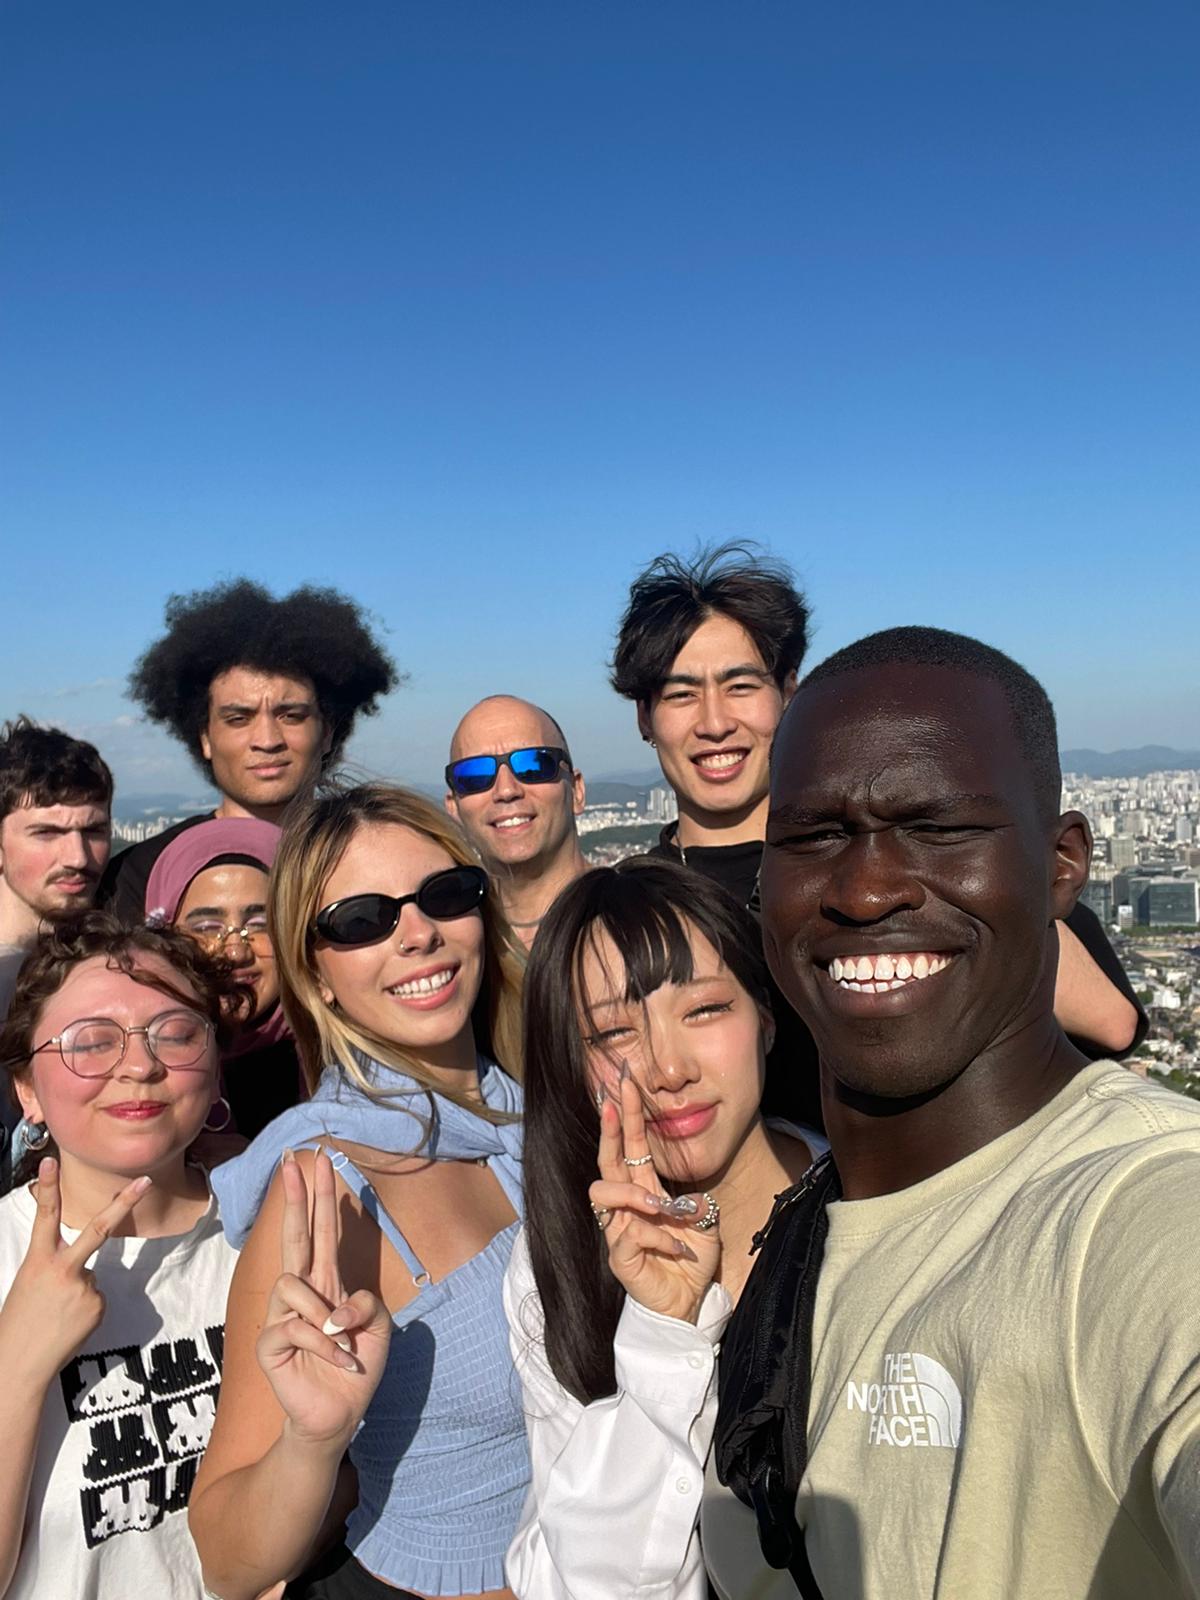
0;1157;151;1383
256;1149;392;1447
587;1072;721;1325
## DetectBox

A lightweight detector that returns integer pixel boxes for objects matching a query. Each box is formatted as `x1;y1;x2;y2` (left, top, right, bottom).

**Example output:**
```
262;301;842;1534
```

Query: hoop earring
204;1097;233;1134
18;1119;50;1153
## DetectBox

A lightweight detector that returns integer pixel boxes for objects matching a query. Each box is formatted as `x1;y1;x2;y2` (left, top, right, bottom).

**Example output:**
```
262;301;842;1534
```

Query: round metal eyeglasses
185;921;274;960
27;1009;216;1079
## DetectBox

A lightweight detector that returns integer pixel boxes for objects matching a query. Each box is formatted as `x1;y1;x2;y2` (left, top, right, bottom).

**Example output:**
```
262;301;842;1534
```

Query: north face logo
845;1351;963;1448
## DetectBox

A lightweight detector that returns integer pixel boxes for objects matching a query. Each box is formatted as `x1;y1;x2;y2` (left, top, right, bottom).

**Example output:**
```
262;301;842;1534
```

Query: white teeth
827;952;955;991
495;817;532;828
390;968;454;998
697;751;743;769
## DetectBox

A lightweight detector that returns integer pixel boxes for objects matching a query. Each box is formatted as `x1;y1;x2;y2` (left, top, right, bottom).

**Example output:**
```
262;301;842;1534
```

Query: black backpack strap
713;1155;840;1598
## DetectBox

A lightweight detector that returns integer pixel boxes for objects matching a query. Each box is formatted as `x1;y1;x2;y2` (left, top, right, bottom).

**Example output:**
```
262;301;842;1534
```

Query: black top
97;812;217;925
646;823;1148;1118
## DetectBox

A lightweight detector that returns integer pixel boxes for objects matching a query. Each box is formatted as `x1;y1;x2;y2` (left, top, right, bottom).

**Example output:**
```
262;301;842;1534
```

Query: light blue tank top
316;1146;528;1596
212;1055;528;1595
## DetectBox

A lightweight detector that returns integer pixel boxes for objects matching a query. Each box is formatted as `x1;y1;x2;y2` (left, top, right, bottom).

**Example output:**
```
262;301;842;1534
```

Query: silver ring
623;1153;654;1167
692;1192;720;1232
591;1204;612;1231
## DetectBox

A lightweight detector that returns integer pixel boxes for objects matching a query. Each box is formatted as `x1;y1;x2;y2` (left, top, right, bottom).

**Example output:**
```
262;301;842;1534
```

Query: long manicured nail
674;1238;699;1262
663;1195;699;1217
618;1059;630;1082
595;1086;605;1111
131;1175;153;1195
335;1349;360;1371
321;1316;353;1353
282;1147;296;1166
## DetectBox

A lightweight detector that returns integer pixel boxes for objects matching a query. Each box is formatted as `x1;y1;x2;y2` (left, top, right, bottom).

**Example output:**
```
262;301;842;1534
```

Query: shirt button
687;1354;704;1370
676;1477;691;1494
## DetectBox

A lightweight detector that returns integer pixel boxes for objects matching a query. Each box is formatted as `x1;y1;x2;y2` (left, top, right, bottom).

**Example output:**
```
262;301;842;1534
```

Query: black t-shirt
97;812;217;925
646;825;1148;1124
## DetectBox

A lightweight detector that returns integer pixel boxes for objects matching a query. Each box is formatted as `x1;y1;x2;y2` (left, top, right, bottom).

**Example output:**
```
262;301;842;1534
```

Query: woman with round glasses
192;784;528;1600
0;913;242;1600
145;817;302;1141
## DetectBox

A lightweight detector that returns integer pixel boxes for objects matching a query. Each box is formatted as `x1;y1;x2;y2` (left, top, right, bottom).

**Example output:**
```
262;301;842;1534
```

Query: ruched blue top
213;1054;529;1596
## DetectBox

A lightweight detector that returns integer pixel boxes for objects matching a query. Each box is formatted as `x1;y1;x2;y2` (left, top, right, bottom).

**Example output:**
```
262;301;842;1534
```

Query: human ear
1049;810;1092;920
444;790;459;820
779;669;798;707
758;1000;776;1056
636;702;654;744
14;1074;44;1126
572;769;586;816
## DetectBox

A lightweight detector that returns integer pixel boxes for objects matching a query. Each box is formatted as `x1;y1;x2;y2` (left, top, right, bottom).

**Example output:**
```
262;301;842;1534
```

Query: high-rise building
1079;879;1114;925
1132;878;1200;927
1110;837;1138;870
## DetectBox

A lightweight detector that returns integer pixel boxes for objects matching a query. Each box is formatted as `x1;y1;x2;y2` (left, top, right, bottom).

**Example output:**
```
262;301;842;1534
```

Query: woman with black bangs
503;859;825;1600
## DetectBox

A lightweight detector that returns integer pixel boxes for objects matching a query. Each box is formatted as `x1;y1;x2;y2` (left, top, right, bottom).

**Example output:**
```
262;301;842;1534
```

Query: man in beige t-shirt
712;627;1200;1600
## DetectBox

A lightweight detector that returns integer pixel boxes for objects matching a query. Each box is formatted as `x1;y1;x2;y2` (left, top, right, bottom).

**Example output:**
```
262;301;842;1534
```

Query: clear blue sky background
4;1;1197;801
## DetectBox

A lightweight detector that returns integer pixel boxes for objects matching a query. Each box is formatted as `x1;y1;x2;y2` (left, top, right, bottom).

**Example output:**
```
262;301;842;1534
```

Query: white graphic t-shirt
0;1182;238;1600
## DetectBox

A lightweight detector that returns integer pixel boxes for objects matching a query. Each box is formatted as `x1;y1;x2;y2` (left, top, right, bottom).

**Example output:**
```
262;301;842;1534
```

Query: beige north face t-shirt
703;1063;1200;1600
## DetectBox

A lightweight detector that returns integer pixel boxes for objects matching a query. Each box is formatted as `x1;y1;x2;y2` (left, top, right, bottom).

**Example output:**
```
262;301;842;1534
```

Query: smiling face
175;862;279;1021
0;799;111;931
576;920;771;1189
761;664;1088;1102
200;666;332;815
446;697;584;871
313;823;485;1071
639;613;789;837
16;955;219;1182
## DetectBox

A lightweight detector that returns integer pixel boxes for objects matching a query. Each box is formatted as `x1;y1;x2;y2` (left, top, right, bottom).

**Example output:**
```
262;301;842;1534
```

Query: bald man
445;695;588;947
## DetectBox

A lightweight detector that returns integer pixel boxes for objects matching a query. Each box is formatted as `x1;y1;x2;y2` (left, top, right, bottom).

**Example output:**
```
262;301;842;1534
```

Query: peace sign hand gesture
0;1156;152;1386
256;1150;392;1448
587;1072;721;1326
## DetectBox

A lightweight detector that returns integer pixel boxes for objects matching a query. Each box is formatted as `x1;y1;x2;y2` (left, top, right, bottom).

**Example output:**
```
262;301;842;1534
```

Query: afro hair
128;579;400;776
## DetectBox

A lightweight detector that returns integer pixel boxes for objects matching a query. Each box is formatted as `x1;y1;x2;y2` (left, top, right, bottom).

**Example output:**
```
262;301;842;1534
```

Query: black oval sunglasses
314;864;488;947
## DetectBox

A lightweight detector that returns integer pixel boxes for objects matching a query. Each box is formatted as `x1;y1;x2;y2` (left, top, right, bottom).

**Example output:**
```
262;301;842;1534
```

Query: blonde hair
269;782;524;1120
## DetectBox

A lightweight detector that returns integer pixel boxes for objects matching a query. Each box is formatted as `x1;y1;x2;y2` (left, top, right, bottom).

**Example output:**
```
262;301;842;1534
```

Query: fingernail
132;1176;153;1194
594;1086;605;1111
674;1239;699;1262
642;1194;667;1210
336;1349;360;1371
38;1157;55;1180
321;1317;353;1352
282;1147;296;1166
618;1060;630;1082
664;1196;699;1217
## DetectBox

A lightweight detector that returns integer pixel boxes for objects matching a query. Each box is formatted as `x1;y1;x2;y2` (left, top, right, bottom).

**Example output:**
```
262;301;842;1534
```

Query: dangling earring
16;1118;50;1153
204;1097;233;1133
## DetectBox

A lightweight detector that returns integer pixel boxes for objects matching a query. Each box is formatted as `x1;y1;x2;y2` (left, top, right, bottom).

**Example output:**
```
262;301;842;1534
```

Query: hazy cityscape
112;755;1200;1098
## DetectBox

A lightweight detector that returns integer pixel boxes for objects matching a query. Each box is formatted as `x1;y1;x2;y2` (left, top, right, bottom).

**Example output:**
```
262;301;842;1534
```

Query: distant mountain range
1059;747;1200;778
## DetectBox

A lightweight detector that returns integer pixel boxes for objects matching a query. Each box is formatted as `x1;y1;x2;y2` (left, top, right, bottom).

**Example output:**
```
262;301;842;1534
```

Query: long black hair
521;858;771;1405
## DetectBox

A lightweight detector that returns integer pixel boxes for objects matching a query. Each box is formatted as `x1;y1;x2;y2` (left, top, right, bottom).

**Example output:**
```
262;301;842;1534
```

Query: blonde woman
190;786;527;1600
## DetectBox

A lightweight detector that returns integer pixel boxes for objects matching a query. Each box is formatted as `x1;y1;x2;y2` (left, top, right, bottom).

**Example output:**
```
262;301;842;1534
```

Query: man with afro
99;579;398;921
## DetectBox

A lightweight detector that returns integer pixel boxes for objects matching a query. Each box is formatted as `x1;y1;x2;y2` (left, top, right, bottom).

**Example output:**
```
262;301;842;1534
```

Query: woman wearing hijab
145;816;303;1140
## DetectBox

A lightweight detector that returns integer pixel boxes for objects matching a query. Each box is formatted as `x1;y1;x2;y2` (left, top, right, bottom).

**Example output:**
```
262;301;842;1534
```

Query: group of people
0;548;1193;1600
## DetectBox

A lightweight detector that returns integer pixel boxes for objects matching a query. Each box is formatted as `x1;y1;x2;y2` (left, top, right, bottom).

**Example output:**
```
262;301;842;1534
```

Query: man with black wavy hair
99;579;399;921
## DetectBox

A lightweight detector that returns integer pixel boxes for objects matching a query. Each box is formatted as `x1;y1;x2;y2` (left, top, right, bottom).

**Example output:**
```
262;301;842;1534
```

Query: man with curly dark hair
98;578;398;921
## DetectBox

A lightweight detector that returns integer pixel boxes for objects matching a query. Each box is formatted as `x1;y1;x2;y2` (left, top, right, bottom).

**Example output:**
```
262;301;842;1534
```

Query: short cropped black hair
610;542;810;703
0;717;113;824
800;626;1062;819
128;579;400;775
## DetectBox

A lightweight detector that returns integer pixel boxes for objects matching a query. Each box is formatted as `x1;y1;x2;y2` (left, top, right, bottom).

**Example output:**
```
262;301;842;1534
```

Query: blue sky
3;1;1197;797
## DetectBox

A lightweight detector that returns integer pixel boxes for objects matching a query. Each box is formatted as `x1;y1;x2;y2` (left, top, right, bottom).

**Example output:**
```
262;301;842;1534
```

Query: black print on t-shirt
60;1324;224;1548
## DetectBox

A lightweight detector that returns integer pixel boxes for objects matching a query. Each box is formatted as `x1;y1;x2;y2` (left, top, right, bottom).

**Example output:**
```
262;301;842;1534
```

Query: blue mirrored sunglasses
445;746;571;798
